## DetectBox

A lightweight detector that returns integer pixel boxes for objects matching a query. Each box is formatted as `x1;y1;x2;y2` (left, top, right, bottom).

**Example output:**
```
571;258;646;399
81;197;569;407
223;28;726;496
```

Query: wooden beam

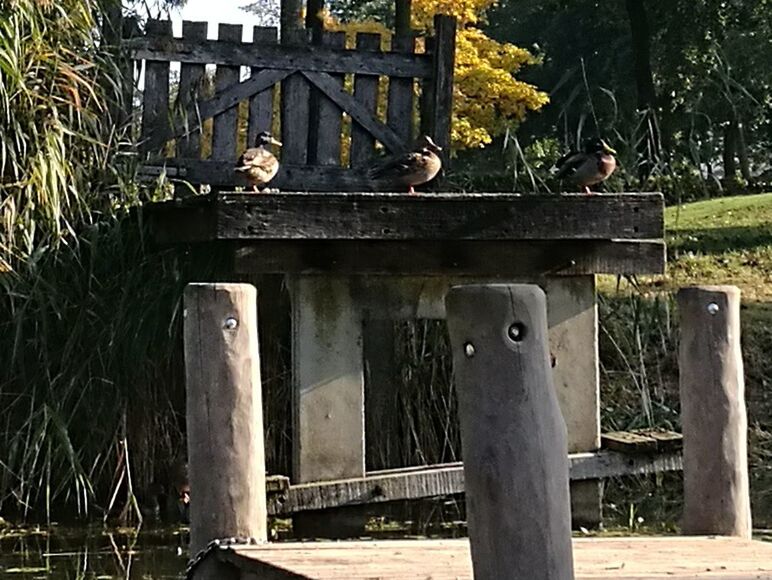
126;35;432;78
232;239;665;277
266;451;683;515
137;159;395;192
214;192;664;241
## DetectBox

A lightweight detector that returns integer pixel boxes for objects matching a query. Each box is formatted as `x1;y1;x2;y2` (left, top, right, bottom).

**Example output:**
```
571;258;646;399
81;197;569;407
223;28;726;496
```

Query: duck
235;131;282;192
368;135;443;194
555;138;617;194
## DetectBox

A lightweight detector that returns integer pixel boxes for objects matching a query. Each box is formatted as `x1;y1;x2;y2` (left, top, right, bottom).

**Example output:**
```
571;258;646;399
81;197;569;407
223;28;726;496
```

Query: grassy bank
599;193;772;529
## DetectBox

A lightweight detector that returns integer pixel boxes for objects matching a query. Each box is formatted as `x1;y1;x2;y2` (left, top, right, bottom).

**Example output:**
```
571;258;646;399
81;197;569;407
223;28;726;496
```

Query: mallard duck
555;138;617;194
369;135;443;194
235;131;282;192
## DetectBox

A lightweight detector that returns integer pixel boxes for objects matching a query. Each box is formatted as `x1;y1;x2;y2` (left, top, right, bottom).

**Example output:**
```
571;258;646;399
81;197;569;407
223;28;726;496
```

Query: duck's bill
270;137;283;146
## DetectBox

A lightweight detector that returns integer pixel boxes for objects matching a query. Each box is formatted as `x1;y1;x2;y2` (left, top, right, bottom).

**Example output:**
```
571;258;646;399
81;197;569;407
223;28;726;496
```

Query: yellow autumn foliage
414;0;549;149
325;0;548;149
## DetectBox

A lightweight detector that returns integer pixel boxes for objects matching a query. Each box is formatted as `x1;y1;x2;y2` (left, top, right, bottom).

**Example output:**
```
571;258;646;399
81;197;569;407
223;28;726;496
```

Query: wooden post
426;14;455;166
184;283;268;574
446;284;575;580
677;285;751;538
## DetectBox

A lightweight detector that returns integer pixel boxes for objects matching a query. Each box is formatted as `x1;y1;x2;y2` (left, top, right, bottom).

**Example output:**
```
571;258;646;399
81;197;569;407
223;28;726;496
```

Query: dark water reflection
0;526;188;579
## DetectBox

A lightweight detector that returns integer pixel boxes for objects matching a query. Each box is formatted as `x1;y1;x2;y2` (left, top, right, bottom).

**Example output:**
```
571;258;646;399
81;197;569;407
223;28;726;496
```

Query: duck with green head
555;138;617;194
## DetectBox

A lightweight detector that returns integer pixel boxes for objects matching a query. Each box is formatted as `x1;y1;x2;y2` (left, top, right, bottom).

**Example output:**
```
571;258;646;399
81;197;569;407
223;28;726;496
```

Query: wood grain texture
211;24;241;162
248;27;279;146
307;32;345;166
446;284;574;580
303;70;404;156
387;35;416;143
139;158;398;191
171;68;290;144
214;192;664;240
212;537;772;579
427;15;456;159
265;451;682;516
232;239;665;276
126;33;432;77
677;286;751;538
139;19;172;155
183;283;267;560
280;30;310;165
176;21;207;158
350;33;383;167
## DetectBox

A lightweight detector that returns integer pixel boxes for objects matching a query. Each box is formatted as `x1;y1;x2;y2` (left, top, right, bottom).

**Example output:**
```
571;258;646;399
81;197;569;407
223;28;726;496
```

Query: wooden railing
123;16;456;192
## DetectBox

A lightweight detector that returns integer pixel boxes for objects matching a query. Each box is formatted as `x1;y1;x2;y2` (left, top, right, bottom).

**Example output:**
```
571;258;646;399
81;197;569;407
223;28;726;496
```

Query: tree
329;0;549;149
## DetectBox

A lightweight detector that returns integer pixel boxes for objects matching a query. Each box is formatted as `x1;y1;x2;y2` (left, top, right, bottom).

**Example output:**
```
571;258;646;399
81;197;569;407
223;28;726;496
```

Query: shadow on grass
669;226;772;254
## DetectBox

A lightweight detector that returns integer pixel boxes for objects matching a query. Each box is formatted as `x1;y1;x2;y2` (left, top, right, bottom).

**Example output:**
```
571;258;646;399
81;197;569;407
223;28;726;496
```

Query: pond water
0;526;189;579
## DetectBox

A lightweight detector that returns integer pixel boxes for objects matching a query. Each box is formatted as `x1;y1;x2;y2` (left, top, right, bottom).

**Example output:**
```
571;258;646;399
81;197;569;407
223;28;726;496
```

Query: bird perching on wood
555;138;617;194
235;131;282;192
368;135;443;194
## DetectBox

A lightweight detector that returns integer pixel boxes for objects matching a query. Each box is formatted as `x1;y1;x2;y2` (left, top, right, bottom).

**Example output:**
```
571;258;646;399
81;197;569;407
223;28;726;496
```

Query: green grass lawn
664;193;772;302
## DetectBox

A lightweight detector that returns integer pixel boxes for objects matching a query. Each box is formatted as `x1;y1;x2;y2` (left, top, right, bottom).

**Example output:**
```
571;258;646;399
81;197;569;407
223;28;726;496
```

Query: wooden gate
125;16;456;192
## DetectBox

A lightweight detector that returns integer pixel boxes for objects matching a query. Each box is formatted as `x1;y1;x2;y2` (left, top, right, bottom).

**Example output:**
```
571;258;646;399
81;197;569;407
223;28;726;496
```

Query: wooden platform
212;537;772;579
145;192;666;276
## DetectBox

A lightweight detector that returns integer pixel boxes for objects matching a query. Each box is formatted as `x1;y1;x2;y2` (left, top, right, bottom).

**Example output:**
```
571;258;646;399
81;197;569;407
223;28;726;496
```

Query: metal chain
184;536;260;580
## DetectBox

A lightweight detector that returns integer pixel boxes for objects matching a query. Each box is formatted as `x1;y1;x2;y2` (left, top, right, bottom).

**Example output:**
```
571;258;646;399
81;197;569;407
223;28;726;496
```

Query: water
0;526;188;579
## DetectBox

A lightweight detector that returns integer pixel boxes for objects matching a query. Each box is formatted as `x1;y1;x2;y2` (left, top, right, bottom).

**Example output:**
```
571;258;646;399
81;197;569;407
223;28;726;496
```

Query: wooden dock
212;536;772;579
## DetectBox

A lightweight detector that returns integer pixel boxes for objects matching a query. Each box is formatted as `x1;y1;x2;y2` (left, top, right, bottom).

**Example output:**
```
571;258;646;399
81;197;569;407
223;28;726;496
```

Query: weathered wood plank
215;537;772;579
265;451;682;515
427;15;456;160
139;19;172;155
678;286;751;538
125;34;433;77
248;27;279;146
307;32;346;166
137;159;395;191
211;24;242;162
233;239;665;277
214;192;664;240
387;35;416;143
602;430;682;454
176;21;208;158
280;30;310;165
447;284;574;579
303;70;404;156
349;33;382;167
171;68;290;144
183;283;267;563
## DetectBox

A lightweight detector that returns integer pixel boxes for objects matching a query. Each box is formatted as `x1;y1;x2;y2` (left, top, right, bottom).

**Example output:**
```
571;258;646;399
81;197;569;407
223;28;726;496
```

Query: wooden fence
124;16;456;191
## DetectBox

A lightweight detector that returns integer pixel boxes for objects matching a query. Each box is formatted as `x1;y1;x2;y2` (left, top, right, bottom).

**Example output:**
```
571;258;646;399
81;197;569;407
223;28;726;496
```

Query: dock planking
211;536;772;579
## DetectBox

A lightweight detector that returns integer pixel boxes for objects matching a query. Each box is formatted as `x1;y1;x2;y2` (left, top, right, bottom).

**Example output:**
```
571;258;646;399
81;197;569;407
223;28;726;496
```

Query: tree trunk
395;0;412;35
735;119;752;183
723;121;738;184
625;0;657;111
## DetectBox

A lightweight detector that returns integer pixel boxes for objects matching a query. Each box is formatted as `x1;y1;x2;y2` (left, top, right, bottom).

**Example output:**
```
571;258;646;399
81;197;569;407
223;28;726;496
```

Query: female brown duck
369;135;443;194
